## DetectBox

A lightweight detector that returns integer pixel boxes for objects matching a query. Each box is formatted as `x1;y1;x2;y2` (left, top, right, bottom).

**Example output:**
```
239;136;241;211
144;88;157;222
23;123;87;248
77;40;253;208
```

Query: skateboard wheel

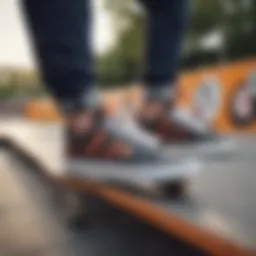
159;179;187;199
62;190;88;230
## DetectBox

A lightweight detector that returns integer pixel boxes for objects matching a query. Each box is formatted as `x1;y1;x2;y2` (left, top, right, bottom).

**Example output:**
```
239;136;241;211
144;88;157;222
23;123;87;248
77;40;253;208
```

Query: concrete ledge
0;135;255;256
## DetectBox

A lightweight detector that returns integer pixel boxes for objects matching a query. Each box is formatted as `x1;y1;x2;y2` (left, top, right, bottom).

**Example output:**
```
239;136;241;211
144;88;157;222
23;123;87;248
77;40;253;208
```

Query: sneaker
139;94;235;159
65;106;201;183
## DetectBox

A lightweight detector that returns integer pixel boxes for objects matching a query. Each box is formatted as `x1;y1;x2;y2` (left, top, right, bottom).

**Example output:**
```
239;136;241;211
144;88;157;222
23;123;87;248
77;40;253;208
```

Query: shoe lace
106;109;160;150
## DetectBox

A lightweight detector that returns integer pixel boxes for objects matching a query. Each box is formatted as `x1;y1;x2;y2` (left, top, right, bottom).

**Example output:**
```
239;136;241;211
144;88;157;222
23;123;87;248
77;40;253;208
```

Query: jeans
21;0;188;102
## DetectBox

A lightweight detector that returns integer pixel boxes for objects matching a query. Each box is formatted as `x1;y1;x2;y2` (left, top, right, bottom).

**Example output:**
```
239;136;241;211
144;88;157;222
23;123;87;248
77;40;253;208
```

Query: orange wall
24;58;256;132
176;58;256;132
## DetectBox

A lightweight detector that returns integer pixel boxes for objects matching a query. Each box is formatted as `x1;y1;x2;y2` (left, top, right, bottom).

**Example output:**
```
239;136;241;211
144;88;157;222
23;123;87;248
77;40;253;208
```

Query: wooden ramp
0;118;256;256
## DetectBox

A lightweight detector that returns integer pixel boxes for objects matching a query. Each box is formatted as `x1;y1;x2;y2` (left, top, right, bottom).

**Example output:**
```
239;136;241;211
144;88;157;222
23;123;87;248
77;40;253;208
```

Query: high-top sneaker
139;88;235;159
65;105;201;183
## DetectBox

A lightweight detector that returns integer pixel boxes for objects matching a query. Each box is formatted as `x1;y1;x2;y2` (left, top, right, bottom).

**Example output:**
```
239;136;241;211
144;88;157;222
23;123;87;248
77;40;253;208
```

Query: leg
138;0;234;157
140;0;189;92
21;0;201;190
21;0;95;110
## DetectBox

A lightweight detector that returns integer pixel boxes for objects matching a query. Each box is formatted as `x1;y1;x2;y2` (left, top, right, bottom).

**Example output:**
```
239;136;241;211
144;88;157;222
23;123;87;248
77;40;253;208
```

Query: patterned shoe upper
67;107;161;162
139;98;208;142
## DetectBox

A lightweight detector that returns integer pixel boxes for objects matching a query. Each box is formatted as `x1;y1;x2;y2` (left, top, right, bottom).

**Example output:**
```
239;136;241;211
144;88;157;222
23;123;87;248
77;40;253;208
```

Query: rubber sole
66;158;202;183
164;138;236;160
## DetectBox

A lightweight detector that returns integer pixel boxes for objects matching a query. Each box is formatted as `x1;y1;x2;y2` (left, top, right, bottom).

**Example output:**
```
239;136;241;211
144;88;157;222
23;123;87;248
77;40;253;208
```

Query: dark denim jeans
22;0;188;102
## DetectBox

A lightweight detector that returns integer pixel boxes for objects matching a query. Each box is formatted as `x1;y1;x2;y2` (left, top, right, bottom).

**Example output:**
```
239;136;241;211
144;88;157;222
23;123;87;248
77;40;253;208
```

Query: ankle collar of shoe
62;89;101;116
145;86;175;101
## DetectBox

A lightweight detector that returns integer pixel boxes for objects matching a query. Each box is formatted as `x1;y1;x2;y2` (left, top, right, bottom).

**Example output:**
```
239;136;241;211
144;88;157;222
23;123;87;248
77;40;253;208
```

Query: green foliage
0;71;46;99
225;0;256;60
98;0;256;85
189;0;223;35
97;2;144;86
0;85;17;99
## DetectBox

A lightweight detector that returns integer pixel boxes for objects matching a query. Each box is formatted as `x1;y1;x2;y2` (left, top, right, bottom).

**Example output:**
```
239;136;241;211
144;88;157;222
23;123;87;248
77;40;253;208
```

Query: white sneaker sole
66;158;202;183
164;138;236;159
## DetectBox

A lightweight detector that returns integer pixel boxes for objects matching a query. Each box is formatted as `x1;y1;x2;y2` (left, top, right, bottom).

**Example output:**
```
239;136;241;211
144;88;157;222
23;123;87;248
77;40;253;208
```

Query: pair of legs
22;0;188;105
20;0;231;183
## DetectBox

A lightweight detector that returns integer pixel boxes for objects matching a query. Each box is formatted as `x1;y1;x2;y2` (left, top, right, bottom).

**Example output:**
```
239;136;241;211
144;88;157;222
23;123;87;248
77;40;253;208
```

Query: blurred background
0;1;256;256
1;0;256;132
1;0;256;92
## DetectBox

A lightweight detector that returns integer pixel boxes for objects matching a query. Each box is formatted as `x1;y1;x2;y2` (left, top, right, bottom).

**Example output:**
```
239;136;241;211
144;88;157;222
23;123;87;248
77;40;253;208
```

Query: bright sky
0;0;115;68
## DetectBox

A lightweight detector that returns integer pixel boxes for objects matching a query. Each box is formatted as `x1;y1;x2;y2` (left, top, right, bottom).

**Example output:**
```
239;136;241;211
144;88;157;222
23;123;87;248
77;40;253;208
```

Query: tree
225;0;256;60
97;0;256;86
97;0;144;86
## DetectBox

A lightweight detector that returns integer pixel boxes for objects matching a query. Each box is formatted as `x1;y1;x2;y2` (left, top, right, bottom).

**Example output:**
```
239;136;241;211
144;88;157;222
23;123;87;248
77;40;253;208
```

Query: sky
0;0;115;68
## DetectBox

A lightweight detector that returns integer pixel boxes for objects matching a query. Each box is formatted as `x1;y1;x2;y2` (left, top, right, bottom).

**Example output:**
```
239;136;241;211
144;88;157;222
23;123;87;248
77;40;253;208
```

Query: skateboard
1;134;255;256
59;173;193;229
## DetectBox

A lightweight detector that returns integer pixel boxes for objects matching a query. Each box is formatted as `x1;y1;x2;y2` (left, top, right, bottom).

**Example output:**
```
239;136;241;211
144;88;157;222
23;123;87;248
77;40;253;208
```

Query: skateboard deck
0;118;256;256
